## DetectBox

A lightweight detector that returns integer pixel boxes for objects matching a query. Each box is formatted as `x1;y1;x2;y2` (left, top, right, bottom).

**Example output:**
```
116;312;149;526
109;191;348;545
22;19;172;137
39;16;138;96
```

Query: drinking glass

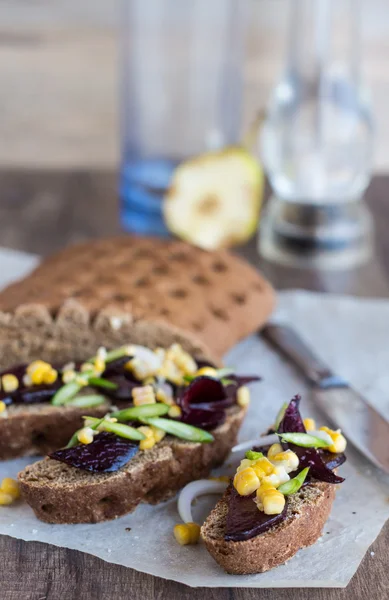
120;0;247;236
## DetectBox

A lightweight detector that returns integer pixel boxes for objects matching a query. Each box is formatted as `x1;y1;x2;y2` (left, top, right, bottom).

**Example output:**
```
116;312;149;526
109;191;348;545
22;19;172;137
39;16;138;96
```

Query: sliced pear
163;147;263;250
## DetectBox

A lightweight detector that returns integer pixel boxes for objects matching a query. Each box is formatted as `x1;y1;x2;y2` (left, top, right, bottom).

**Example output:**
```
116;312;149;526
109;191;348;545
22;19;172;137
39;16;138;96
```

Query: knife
262;323;389;474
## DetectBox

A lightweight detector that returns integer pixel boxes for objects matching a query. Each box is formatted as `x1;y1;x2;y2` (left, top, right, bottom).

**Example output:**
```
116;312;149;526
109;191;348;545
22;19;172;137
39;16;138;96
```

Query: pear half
163;147;263;250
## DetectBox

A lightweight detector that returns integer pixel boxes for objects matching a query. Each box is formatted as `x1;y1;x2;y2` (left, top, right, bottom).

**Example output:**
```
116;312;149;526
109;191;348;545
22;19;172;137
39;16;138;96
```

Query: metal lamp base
258;196;373;269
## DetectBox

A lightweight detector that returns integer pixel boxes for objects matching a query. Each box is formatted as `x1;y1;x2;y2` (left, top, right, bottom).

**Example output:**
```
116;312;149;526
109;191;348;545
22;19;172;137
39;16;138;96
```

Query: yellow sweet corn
150;425;166;443
77;427;94;445
303;417;316;431
168;405;182;419
267;443;283;459
251;456;274;477
319;426;347;453
132;385;156;406
237;386;250;408
173;522;200;545
236;458;253;473
80;362;94;373
0;401;6;414
42;368;58;385
126;358;154;381
233;467;260;496
1;478;20;500
0;491;13;506
62;370;76;384
1;374;19;393
168;344;197;375
138;426;156;450
272;450;299;473
156;387;174;406
195;366;218;378
93;357;106;374
256;480;277;503
158;358;183;385
262;488;285;515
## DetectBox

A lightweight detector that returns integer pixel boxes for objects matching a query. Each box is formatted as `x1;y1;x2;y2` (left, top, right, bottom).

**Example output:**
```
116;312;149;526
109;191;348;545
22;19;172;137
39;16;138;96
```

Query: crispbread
201;481;336;574
0;236;275;359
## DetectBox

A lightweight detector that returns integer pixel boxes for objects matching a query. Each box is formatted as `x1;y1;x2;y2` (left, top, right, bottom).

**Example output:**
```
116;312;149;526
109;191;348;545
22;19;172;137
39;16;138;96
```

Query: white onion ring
178;479;228;523
231;433;279;454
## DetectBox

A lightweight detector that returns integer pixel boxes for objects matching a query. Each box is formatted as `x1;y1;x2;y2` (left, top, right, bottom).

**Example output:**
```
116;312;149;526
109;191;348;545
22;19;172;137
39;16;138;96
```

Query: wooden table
0;170;388;600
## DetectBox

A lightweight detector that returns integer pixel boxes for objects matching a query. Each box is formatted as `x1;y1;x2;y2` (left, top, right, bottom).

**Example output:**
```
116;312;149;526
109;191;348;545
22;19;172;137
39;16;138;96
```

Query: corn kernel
236;458;253;473
262;489;285;515
173;522;200;545
158;359;183;385
150;426;166;443
26;360;49;377
97;346;107;361
195;366;218;378
1;478;20;500
272;450;299;473
233;467;260;496
42;368;58;385
0;491;13;506
168;404;182;418
75;375;89;387
256;480;277;503
132;385;156;406
237;386;250;408
320;426;347;453
138;426;156;450
62;370;76;384
267;443;283;459
1;374;19;393
156;387;174;405
22;374;32;387
94;357;106;374
126;358;154;381
80;362;95;373
77;427;94;445
303;417;316;431
0;401;6;414
252;456;274;476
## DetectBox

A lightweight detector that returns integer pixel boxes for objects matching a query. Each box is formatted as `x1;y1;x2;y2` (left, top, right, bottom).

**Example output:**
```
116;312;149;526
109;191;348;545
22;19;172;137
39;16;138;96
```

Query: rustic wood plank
0;169;387;599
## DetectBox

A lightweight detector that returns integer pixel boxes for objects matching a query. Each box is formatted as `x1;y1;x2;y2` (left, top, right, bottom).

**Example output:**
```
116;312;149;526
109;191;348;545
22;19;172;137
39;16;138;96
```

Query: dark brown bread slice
0;321;215;460
18;406;245;524
0;402;110;460
0;236;275;360
201;481;336;574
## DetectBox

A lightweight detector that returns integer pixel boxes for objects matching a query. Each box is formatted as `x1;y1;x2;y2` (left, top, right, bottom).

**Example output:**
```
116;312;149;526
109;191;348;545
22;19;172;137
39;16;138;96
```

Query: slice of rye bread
0;236;275;362
0;323;217;460
201;482;336;575
18;405;246;524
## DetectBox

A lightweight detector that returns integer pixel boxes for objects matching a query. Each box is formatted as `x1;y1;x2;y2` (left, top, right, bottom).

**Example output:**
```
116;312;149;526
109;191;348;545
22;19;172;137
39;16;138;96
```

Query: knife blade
262;323;389;474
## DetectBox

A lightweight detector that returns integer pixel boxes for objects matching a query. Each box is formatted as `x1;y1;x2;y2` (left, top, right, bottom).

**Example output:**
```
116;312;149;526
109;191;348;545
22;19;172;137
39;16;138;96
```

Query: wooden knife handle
262;324;348;389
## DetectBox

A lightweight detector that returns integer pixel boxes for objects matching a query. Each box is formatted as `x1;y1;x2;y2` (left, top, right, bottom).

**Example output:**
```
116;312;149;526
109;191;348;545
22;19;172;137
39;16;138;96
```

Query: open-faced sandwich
175;395;346;574
17;342;259;524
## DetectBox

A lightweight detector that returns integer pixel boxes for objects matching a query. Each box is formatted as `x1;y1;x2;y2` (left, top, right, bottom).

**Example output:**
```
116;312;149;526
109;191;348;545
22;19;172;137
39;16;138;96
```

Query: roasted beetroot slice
50;431;139;473
101;375;138;402
279;395;345;484
225;486;288;542
278;394;305;435
178;376;226;410
180;407;226;430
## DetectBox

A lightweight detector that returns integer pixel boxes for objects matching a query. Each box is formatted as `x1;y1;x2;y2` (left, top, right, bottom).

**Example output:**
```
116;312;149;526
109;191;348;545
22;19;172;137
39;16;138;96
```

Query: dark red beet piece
225;486;288;542
0;363;62;405
278;395;345;484
50;431;139;473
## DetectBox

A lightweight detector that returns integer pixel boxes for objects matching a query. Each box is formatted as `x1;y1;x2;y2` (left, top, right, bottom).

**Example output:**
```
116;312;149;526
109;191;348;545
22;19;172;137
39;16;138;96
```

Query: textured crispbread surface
18;406;245;524
201;482;336;574
0;236;275;359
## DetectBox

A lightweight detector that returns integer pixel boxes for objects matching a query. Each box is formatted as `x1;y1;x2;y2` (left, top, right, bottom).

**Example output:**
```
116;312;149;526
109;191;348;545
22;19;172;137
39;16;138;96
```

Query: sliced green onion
245;450;264;461
278;467;310;495
66;394;107;409
279;432;331;449
111;403;169;421
65;417;105;448
221;378;235;386
142;417;214;443
274;402;288;431
99;421;145;441
88;377;119;391
51;381;83;406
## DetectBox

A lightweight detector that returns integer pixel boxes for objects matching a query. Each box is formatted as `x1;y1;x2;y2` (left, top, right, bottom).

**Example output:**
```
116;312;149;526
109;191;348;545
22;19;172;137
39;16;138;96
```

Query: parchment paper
0;248;388;588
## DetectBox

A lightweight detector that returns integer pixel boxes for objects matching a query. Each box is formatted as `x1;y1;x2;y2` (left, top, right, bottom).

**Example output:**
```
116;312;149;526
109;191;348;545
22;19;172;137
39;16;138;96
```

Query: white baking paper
0;249;388;588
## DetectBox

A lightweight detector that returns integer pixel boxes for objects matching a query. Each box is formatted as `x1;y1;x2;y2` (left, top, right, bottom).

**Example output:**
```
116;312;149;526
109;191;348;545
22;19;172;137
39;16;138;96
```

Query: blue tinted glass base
120;156;179;237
